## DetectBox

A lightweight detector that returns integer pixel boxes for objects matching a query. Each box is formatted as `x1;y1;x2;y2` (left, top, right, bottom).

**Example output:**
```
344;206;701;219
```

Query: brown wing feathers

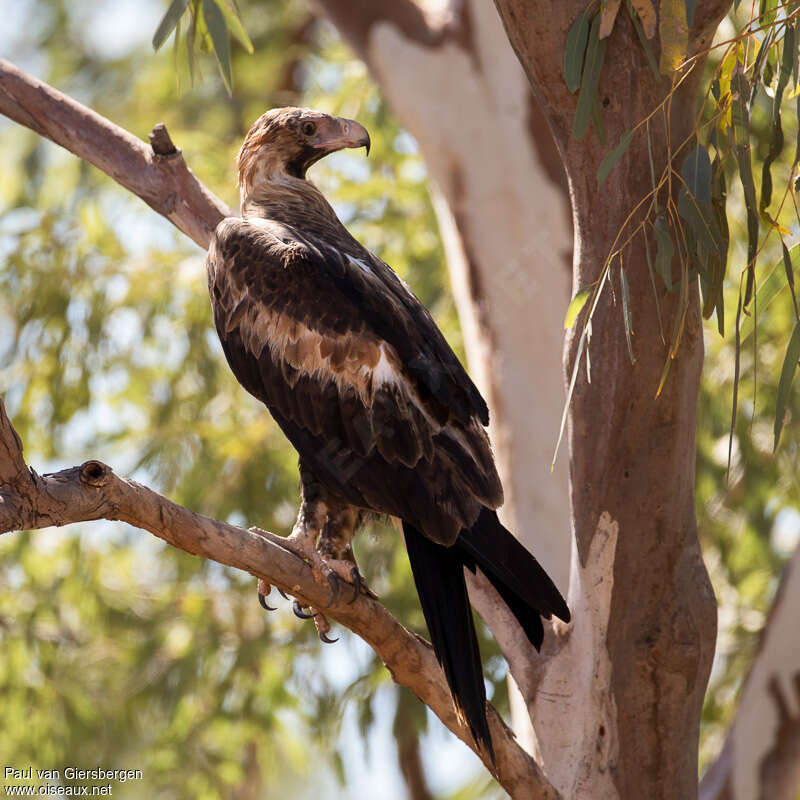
208;217;501;538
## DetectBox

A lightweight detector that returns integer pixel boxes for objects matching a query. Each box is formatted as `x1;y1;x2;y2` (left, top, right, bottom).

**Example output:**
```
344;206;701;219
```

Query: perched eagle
206;107;569;761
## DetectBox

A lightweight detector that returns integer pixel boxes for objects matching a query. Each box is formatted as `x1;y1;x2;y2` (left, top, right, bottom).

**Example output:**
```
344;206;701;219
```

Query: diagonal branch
0;58;229;249
0;397;556;799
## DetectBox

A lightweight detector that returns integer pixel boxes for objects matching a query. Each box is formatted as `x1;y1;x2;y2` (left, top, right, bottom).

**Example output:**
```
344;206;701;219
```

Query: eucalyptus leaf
573;15;607;141
597;131;633;187
731;65;759;307
153;0;190;51
654;214;675;291
774;322;800;450
782;242;800;323
659;0;689;74
213;0;254;54
620;266;635;363
203;0;232;93
627;1;660;76
760;23;794;219
564;13;591;93
564;286;593;329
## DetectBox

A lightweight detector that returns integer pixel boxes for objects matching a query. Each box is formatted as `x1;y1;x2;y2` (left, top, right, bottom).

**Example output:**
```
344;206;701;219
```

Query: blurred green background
0;1;799;798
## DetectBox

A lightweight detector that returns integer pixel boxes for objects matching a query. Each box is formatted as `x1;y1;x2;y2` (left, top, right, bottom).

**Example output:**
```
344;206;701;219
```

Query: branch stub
80;460;112;486
149;123;180;158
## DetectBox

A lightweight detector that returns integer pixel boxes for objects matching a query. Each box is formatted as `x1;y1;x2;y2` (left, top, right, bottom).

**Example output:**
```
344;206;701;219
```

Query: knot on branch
80;460;112;487
149;123;180;158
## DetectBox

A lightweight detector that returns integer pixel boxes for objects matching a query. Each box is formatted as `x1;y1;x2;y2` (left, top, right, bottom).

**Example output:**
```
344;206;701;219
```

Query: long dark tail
403;509;569;763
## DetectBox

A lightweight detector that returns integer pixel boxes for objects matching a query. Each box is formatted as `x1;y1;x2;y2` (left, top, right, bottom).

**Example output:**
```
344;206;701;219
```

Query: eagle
205;107;570;762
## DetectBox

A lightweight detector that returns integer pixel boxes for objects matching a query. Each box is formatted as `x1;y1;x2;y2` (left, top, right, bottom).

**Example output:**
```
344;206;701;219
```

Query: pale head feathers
237;107;370;214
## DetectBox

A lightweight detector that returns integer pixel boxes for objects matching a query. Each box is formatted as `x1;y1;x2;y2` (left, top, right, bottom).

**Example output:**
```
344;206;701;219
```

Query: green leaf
620;266;635;363
728;290;743;475
153;0;190;51
643;224;665;343
631;0;657;38
680;144;712;207
759;0;778;27
597;130;633;187
677;145;722;268
659;0;689;74
760;23;794;221
591;93;607;145
213;0;254;54
685;0;696;25
656;260;687;397
185;1;198;84
706;156;729;334
774;322;800;450
564;13;591;93
654;214;675;291
573;15;607;141
564;286;592;329
749;27;774;107
599;0;622;39
203;0;232;93
783;242;800;323
731;64;759;307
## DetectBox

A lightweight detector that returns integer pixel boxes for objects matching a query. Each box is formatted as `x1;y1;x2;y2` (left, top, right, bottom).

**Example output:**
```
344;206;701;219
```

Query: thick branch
0;398;558;799
0;59;229;249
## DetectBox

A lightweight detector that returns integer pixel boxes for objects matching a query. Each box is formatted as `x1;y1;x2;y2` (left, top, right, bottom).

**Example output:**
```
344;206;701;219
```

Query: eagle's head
237;107;370;200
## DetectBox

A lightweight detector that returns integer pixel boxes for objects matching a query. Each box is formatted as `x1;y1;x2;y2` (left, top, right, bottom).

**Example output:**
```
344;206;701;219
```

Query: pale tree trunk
312;0;573;751
489;2;729;797
700;544;800;800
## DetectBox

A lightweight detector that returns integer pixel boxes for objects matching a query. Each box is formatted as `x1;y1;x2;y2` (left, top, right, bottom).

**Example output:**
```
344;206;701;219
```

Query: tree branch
0;398;557;798
0;58;229;249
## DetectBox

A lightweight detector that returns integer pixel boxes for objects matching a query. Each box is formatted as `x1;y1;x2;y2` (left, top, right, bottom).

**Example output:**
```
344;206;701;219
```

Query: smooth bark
490;2;729;797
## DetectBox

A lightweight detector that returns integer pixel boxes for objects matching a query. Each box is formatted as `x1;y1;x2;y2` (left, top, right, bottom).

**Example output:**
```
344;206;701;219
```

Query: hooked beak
313;117;371;156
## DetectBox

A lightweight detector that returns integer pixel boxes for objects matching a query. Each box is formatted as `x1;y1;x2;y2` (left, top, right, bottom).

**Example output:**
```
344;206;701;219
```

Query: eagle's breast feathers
207;216;503;544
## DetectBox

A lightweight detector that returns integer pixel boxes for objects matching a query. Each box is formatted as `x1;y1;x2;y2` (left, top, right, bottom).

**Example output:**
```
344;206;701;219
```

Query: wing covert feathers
207;216;502;536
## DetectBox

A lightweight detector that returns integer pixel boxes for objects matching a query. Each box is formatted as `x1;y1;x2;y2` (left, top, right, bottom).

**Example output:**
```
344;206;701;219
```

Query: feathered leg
250;461;365;636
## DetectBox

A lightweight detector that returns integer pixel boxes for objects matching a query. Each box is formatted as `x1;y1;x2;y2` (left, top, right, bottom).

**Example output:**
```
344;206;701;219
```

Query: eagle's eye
301;121;317;137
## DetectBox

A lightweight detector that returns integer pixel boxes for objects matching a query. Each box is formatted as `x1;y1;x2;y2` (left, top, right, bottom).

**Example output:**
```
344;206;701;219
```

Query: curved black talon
348;567;362;604
258;592;276;612
328;572;340;606
292;600;317;619
319;631;339;644
277;588;290;600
